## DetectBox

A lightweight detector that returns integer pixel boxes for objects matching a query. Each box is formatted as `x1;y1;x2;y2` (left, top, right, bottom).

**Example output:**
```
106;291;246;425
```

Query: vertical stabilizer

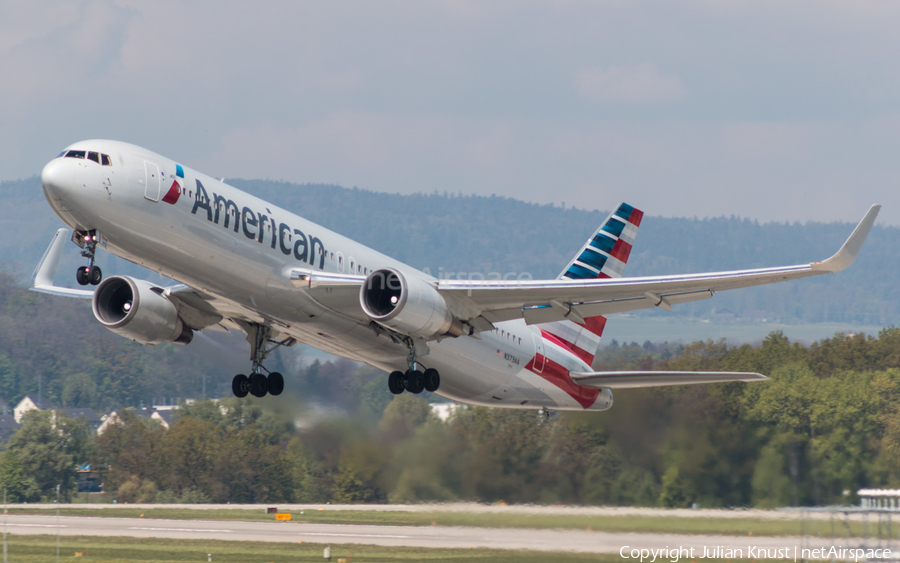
541;203;643;367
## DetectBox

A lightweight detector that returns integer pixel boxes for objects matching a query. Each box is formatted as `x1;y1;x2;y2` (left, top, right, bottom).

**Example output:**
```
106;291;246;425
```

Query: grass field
9;507;894;538
0;535;620;562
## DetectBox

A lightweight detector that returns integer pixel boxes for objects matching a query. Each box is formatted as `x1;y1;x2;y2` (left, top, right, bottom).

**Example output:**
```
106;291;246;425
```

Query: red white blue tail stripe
560;203;643;280
533;203;642;395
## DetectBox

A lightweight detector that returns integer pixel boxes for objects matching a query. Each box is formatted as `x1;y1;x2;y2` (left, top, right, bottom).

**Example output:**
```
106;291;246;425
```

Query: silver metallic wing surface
30;228;94;299
437;204;880;326
570;370;769;389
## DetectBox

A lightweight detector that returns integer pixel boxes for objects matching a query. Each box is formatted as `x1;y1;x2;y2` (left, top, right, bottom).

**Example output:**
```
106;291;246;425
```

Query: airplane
31;140;880;413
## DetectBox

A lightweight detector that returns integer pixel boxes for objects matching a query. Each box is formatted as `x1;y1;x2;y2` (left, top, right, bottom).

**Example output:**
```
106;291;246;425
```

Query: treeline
0;272;241;410
3;175;899;323
3;329;900;507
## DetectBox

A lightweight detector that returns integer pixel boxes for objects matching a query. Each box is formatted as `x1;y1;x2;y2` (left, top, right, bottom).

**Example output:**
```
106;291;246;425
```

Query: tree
378;394;431;442
6;410;91;501
62;373;98;408
93;410;165;492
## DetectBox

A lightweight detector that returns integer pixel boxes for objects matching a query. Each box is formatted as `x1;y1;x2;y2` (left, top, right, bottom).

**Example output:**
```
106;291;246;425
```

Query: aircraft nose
41;158;74;199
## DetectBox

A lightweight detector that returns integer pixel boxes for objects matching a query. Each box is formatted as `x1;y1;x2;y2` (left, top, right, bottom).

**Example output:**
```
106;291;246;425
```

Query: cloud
575;64;687;104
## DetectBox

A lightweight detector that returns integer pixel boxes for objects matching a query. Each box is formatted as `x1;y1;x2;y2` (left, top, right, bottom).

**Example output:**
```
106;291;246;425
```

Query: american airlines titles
191;180;326;269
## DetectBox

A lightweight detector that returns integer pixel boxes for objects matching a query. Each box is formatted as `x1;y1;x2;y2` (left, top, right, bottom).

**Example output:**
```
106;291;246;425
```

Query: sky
2;0;900;225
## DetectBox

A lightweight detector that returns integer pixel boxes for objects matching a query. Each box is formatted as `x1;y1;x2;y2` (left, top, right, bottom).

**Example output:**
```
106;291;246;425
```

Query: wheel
423;368;440;392
232;374;249;398
76;267;89;286
249;373;268;397
88;265;102;285
388;370;405;394
405;370;425;394
268;372;284;396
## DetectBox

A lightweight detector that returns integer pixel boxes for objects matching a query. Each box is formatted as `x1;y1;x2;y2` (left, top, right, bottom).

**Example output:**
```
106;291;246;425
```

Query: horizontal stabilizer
570;370;769;389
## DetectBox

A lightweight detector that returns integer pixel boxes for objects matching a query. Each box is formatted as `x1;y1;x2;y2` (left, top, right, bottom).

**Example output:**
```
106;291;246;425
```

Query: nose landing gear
231;323;293;398
73;229;102;286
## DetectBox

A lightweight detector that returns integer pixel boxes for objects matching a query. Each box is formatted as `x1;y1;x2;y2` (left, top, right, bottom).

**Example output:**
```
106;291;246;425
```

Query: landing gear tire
388;371;405;395
405;370;425;394
423;368;440;392
268;372;284;396
249;373;268;397
88;265;102;285
75;267;89;286
232;374;249;398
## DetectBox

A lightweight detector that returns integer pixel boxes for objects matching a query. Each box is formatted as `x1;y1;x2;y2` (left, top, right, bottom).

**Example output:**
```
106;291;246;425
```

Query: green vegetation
0;535;609;562
2;320;900;507
8;508;898;538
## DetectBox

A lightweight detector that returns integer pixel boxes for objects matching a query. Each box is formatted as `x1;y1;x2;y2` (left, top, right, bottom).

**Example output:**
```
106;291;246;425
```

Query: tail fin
559;202;643;280
541;203;643;367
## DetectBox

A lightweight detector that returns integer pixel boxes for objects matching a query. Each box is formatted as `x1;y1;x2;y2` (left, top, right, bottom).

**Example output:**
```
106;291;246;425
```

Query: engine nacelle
360;268;464;339
92;276;193;345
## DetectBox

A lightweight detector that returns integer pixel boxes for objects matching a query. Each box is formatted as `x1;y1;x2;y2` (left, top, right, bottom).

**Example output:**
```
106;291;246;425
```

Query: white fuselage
40;140;611;411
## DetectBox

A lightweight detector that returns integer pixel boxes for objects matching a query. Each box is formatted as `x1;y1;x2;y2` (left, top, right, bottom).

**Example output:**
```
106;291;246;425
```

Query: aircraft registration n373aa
32;140;880;412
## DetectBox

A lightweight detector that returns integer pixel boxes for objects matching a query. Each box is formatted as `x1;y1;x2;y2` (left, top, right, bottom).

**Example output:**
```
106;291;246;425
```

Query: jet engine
92;276;193;345
360;268;464;339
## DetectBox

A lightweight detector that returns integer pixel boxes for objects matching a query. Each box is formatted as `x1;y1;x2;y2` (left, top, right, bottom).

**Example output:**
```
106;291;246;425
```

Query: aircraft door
144;161;161;201
532;334;545;373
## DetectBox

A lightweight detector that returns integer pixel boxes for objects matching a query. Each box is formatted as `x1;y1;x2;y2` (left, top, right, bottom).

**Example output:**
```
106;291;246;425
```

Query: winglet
30;228;94;299
812;204;880;273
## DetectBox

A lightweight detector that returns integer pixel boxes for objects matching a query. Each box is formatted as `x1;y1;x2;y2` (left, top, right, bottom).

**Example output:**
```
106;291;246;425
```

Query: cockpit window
101;154;112;166
57;151;66;158
65;150;86;159
87;152;100;164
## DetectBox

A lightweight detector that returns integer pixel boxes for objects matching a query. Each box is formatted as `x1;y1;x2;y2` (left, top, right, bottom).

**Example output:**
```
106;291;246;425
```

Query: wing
570;370;769;389
31;228;94;299
287;205;879;331
31;228;252;333
435;204;880;327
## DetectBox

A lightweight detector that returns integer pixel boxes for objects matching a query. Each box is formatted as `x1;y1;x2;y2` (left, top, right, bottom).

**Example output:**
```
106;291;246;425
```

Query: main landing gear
231;324;294;398
74;229;102;286
387;341;441;395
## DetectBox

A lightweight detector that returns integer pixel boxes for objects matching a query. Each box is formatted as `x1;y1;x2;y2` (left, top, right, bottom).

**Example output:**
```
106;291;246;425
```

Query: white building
14;395;50;423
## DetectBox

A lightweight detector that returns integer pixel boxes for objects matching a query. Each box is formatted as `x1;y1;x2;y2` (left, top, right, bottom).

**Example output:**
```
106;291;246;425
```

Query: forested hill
2;176;898;324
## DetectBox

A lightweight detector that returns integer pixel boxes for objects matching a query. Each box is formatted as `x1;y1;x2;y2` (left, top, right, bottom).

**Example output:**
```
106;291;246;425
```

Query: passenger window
87;152;100;163
101;154;112;166
65;150;86;159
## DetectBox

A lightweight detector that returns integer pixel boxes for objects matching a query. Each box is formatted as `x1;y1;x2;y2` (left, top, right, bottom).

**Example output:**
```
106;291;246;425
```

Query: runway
0;514;878;556
16;502;858;521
